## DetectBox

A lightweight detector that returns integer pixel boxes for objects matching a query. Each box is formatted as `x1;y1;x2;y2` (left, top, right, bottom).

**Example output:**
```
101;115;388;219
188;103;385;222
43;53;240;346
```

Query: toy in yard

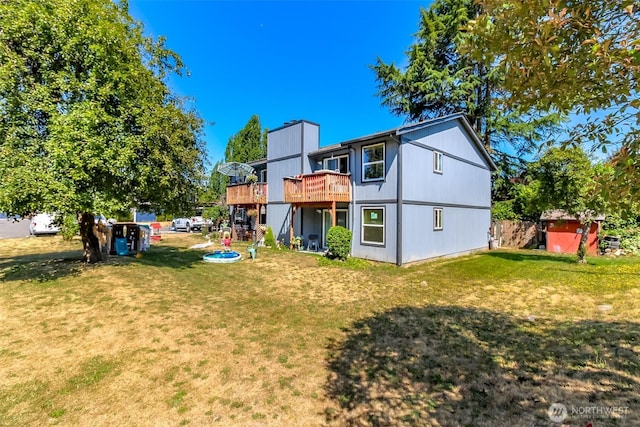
247;244;257;260
190;238;213;249
202;250;242;263
221;229;231;247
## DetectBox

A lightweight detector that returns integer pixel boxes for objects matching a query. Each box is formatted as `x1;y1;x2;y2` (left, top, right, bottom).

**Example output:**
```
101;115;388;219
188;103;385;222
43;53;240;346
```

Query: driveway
0;219;31;239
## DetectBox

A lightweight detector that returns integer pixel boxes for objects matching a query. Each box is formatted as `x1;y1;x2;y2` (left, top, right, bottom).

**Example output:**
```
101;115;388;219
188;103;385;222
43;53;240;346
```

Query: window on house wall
260;169;267;182
362;143;385;181
362;207;385;245
434;208;443;230
323;155;349;173
433;151;443;173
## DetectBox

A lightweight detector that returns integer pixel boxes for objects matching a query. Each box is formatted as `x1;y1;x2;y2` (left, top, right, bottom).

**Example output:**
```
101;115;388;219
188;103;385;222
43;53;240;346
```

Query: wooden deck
226;183;267;206
283;171;351;204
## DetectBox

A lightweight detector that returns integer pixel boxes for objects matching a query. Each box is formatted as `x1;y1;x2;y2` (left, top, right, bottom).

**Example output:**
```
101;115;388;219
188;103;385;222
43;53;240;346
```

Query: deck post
289;205;296;249
331;201;336;227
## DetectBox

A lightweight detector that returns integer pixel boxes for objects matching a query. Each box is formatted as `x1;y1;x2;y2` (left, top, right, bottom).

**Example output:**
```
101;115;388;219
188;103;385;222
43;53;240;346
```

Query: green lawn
0;234;638;426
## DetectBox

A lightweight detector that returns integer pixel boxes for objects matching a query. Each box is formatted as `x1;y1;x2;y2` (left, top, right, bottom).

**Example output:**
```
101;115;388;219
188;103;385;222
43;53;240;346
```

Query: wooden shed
540;210;605;255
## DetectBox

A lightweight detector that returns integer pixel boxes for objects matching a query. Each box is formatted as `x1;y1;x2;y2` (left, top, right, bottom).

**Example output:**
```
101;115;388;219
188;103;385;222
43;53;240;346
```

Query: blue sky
127;0;431;166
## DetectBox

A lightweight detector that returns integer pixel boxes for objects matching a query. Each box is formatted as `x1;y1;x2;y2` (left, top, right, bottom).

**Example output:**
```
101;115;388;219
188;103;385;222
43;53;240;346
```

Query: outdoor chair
307;234;319;252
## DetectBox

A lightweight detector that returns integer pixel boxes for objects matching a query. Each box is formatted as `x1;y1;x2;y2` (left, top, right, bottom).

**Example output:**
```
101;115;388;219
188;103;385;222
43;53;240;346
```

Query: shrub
264;226;276;247
601;214;640;254
60;214;79;241
491;200;518;221
326;226;352;260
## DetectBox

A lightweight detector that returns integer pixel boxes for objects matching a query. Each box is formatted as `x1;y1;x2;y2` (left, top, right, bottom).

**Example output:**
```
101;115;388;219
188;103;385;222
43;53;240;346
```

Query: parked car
171;216;213;233
29;213;59;235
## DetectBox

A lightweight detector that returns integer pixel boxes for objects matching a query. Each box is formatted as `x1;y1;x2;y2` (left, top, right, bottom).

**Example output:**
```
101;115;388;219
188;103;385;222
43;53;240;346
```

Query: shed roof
540;210;606;222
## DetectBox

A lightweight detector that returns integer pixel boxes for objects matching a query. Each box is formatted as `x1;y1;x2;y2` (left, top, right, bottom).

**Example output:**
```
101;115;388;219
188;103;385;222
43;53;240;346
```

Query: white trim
434;207;443;230
323;154;349;173
361;206;385;245
433;151;443;174
362;142;385;182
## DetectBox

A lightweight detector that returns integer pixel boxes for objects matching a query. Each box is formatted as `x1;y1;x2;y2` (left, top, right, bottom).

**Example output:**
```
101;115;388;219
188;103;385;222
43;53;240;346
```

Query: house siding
399;122;492;263
266;121;320;245
301;122;319;174
402;142;491;207
266;203;296;244
267;157;300;202
403;120;488;168
349;138;399;202
351;202;398;264
401;204;490;263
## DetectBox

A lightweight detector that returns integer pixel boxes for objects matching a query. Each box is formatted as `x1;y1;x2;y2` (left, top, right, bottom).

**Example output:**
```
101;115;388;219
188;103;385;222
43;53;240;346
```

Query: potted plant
293;235;303;250
246;173;258;184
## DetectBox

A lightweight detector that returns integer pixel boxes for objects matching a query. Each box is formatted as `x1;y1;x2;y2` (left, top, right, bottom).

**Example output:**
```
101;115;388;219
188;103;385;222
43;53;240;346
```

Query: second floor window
434;151;443;173
362;143;385;181
323;155;348;173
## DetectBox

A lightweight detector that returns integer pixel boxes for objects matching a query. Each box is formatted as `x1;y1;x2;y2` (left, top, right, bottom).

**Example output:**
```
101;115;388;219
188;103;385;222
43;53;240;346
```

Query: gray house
228;113;496;265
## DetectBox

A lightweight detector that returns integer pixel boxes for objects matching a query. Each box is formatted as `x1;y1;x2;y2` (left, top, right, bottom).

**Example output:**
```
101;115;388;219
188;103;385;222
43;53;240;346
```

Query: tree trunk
79;212;102;263
576;220;592;264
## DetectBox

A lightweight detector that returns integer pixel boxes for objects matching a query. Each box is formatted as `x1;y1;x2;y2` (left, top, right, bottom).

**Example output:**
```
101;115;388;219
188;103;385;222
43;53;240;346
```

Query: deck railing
283;171;351;203
226;183;267;205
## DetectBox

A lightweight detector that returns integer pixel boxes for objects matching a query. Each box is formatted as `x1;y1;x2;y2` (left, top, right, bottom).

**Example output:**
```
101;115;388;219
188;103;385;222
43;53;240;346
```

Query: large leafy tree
517;147;609;263
371;0;562;154
0;0;205;262
468;0;640;210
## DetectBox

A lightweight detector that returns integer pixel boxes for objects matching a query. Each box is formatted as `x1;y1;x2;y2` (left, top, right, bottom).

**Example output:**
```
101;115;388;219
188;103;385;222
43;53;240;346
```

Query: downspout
300;124;304;238
395;135;403;266
349;147;356;256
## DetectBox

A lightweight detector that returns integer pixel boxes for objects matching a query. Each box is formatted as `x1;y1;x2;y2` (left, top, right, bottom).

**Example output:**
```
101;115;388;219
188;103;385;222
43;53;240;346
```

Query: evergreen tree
224;115;267;163
371;0;562;154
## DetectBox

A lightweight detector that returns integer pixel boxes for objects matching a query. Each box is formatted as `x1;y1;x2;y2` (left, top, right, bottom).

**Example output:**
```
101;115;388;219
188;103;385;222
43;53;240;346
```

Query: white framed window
260;169;267;182
361;207;385;245
433;151;443;173
362;143;385;181
434;208;443;230
323;155;349;173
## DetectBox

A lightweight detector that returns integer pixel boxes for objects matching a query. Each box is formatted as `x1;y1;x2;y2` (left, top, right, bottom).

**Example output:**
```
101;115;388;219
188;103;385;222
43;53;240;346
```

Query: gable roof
308;113;496;170
395;113;496;170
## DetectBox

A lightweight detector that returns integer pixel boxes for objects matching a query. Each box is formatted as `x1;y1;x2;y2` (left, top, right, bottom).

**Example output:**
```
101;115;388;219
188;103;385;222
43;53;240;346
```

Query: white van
29;213;59;235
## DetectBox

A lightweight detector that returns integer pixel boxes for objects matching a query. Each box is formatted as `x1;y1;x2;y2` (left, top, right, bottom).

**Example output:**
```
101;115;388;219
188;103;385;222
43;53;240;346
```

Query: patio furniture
307;234;319;251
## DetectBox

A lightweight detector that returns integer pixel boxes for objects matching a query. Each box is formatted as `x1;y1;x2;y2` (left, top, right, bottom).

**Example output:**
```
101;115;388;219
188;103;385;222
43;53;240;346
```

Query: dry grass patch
0;235;638;426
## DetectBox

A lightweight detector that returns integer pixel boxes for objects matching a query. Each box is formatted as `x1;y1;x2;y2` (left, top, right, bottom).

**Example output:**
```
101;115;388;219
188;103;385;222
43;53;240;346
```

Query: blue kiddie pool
202;250;242;263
